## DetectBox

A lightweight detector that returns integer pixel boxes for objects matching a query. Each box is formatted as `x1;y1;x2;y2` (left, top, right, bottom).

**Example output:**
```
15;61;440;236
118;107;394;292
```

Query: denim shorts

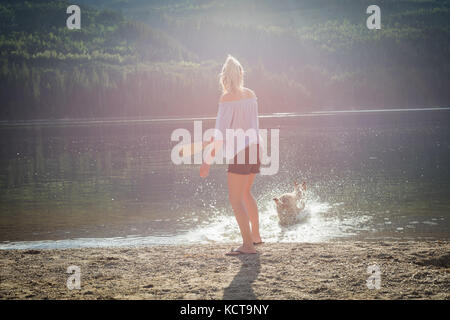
227;144;260;175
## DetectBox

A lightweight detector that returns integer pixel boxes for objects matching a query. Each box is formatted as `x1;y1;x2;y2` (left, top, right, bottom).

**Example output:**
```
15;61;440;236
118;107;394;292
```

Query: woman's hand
200;162;210;178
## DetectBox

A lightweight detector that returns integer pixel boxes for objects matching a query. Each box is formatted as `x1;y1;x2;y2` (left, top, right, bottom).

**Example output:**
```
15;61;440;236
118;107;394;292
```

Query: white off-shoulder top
214;97;262;160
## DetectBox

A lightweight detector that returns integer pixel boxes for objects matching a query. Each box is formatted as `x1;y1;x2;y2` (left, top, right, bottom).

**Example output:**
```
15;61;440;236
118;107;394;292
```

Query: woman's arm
200;98;230;178
200;138;223;178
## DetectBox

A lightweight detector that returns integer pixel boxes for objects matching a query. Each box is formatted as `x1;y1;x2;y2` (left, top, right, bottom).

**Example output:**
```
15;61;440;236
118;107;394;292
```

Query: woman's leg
243;173;262;243
227;172;256;253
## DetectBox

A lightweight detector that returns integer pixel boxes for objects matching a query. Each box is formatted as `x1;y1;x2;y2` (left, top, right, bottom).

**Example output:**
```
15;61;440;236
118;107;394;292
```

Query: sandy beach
0;241;449;300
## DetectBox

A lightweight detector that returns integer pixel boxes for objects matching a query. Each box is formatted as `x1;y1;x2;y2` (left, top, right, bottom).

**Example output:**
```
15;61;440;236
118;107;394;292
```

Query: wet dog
273;181;307;226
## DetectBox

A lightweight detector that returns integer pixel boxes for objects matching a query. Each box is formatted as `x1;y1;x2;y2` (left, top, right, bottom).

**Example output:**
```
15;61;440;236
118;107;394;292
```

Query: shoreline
1;241;449;299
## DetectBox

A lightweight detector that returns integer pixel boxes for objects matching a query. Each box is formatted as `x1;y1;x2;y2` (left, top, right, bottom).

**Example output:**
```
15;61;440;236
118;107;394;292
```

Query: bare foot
252;235;263;244
225;245;257;256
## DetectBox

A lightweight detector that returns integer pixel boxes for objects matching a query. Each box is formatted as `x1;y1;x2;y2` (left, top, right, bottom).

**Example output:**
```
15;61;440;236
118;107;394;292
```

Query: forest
0;0;449;120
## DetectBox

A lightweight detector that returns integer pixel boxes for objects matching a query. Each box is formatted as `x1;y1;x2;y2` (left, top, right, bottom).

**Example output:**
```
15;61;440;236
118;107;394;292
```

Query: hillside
1;0;449;120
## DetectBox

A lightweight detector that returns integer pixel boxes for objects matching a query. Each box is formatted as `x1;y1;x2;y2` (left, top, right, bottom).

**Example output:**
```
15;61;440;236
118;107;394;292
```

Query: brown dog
273;181;307;226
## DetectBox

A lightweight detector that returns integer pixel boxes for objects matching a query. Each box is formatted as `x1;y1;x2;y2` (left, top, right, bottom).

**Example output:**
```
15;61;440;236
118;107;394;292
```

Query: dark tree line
1;0;449;120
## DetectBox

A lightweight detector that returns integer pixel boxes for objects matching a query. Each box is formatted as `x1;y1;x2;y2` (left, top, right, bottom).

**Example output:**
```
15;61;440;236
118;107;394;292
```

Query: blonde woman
200;55;262;256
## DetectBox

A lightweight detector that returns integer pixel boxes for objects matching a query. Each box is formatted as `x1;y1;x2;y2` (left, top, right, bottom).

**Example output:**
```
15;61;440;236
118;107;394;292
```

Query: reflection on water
0;108;449;249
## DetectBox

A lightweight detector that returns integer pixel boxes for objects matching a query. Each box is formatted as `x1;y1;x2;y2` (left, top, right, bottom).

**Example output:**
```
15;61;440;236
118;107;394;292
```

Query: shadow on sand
222;253;261;299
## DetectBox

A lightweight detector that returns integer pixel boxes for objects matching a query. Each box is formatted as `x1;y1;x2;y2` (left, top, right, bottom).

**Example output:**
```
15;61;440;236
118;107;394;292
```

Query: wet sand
0;241;449;299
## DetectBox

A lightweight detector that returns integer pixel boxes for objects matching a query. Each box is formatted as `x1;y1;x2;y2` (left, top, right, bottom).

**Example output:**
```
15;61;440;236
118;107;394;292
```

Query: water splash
183;196;372;244
0;194;373;250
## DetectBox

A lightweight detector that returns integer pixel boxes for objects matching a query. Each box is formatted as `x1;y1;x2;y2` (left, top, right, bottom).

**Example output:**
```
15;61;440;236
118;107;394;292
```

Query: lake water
0;108;449;249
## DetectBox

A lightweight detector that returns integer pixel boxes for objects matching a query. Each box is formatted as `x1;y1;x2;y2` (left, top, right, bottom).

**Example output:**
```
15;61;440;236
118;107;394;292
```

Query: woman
200;55;262;256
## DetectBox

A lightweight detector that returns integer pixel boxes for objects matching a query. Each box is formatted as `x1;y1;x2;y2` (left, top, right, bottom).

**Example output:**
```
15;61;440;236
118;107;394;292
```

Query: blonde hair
219;55;244;94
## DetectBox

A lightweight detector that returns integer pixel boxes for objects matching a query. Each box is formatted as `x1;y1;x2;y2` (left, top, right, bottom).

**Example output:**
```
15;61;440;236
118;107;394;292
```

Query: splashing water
182;193;371;244
0;192;372;249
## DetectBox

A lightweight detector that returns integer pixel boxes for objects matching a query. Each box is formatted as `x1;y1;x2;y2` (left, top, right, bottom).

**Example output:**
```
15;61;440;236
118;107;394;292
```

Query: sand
0;241;449;300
